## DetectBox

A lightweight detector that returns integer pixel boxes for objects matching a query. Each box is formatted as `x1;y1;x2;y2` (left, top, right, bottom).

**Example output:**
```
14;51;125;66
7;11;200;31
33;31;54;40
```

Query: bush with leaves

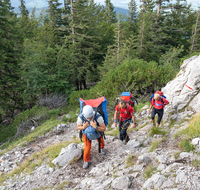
69;58;175;107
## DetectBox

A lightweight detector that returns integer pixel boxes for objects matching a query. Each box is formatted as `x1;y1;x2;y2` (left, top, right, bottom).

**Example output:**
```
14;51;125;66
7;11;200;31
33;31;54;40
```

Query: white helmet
82;105;93;119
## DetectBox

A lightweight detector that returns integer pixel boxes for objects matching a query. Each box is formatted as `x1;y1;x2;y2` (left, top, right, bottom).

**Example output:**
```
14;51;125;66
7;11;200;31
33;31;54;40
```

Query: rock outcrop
162;55;200;122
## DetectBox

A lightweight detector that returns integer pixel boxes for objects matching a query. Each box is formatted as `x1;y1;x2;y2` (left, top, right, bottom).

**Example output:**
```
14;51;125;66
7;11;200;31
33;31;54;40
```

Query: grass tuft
105;128;119;136
149;139;163;152
143;164;157;179
149;126;167;137
125;154;138;168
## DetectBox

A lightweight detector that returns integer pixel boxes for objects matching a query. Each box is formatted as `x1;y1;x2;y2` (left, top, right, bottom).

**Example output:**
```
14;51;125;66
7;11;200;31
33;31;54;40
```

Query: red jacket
115;104;133;121
151;97;169;109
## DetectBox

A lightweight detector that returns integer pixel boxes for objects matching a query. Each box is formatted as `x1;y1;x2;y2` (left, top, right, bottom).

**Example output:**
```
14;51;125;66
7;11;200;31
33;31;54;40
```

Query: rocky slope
1;55;200;190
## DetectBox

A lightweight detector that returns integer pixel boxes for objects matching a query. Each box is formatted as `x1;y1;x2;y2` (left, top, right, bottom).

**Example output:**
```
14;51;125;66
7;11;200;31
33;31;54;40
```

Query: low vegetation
148;126;168;137
0;139;81;185
125;154;138;168
175;113;200;152
143;164;157;179
149;139;163;152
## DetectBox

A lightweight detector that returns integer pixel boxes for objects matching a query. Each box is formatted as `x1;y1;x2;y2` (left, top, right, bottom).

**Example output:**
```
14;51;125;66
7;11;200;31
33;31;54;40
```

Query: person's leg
96;136;105;148
118;120;124;141
157;109;164;127
151;107;156;126
83;134;91;162
97;136;106;155
121;121;130;143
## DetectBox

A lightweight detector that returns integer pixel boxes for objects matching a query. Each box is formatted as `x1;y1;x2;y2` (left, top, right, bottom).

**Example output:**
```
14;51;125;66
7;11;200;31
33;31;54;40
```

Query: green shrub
179;139;195;152
175;113;200;139
134;102;150;113
0;105;49;145
68;89;96;106
69;58;175;109
62;111;78;123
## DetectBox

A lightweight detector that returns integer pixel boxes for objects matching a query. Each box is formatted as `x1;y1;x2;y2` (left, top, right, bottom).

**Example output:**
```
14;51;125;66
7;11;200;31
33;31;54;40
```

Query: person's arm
131;111;136;128
90;120;106;132
163;98;169;105
148;104;153;115
114;110;119;127
77;121;89;130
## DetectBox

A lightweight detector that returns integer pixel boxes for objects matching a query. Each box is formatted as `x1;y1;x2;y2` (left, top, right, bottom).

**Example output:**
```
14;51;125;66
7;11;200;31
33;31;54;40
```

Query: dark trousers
151;107;164;124
119;120;130;142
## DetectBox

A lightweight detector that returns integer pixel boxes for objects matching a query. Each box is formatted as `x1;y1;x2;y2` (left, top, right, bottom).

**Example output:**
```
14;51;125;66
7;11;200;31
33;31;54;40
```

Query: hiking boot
83;161;89;169
101;147;106;155
153;123;156;127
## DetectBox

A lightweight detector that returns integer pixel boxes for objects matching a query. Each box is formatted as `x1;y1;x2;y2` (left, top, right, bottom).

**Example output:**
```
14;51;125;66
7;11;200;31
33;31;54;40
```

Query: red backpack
150;91;166;104
120;92;134;108
115;92;137;119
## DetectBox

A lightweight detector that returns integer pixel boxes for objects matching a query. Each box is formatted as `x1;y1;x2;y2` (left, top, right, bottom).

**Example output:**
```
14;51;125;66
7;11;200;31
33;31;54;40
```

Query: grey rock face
162;55;200;122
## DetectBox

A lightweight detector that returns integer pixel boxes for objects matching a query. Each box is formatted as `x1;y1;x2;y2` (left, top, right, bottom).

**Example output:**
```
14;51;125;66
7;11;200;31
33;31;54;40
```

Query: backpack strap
153;97;165;105
126;103;130;115
78;113;89;142
161;96;166;105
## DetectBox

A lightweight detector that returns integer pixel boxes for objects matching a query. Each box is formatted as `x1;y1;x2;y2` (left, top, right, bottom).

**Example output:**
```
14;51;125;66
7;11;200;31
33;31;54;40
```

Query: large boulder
162;55;200;122
52;143;82;167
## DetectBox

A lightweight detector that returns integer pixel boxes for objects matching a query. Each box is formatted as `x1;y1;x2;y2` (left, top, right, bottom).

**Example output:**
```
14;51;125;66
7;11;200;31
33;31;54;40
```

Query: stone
111;176;131;190
176;171;188;183
142;174;166;189
52;143;82;167
41;168;49;174
191;138;200;146
132;164;143;172
180;152;193;159
161;178;175;188
156;155;170;164
125;139;141;149
137;155;151;165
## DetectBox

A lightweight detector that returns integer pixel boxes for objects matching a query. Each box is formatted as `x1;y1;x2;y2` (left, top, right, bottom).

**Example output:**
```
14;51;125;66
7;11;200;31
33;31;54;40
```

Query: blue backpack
79;113;104;140
79;97;108;141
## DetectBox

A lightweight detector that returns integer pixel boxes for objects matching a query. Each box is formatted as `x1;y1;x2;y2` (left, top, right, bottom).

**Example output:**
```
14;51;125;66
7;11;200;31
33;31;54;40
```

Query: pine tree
164;0;195;51
99;14;138;76
137;0;158;61
190;7;200;53
64;0;101;90
18;0;32;39
104;0;117;23
122;0;138;40
47;0;71;44
0;0;24;116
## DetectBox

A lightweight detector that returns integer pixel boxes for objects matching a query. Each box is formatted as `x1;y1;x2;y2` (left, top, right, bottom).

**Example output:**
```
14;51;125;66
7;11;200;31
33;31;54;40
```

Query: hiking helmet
82;105;93;119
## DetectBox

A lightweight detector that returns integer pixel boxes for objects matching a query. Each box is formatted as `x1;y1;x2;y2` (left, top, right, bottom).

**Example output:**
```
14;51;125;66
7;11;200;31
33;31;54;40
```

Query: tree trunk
191;7;200;53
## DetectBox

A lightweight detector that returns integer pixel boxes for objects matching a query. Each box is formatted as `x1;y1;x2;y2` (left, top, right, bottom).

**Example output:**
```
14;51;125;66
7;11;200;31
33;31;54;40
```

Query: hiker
77;105;106;169
148;93;169;127
114;99;136;144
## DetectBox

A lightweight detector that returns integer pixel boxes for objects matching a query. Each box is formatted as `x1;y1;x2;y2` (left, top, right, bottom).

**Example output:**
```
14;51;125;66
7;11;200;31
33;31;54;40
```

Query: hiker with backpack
77;97;108;169
148;92;169;127
114;99;136;144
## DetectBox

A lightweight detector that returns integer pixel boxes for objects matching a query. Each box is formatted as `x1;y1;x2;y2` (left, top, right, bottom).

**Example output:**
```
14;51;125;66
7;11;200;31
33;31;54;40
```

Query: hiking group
76;91;168;169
